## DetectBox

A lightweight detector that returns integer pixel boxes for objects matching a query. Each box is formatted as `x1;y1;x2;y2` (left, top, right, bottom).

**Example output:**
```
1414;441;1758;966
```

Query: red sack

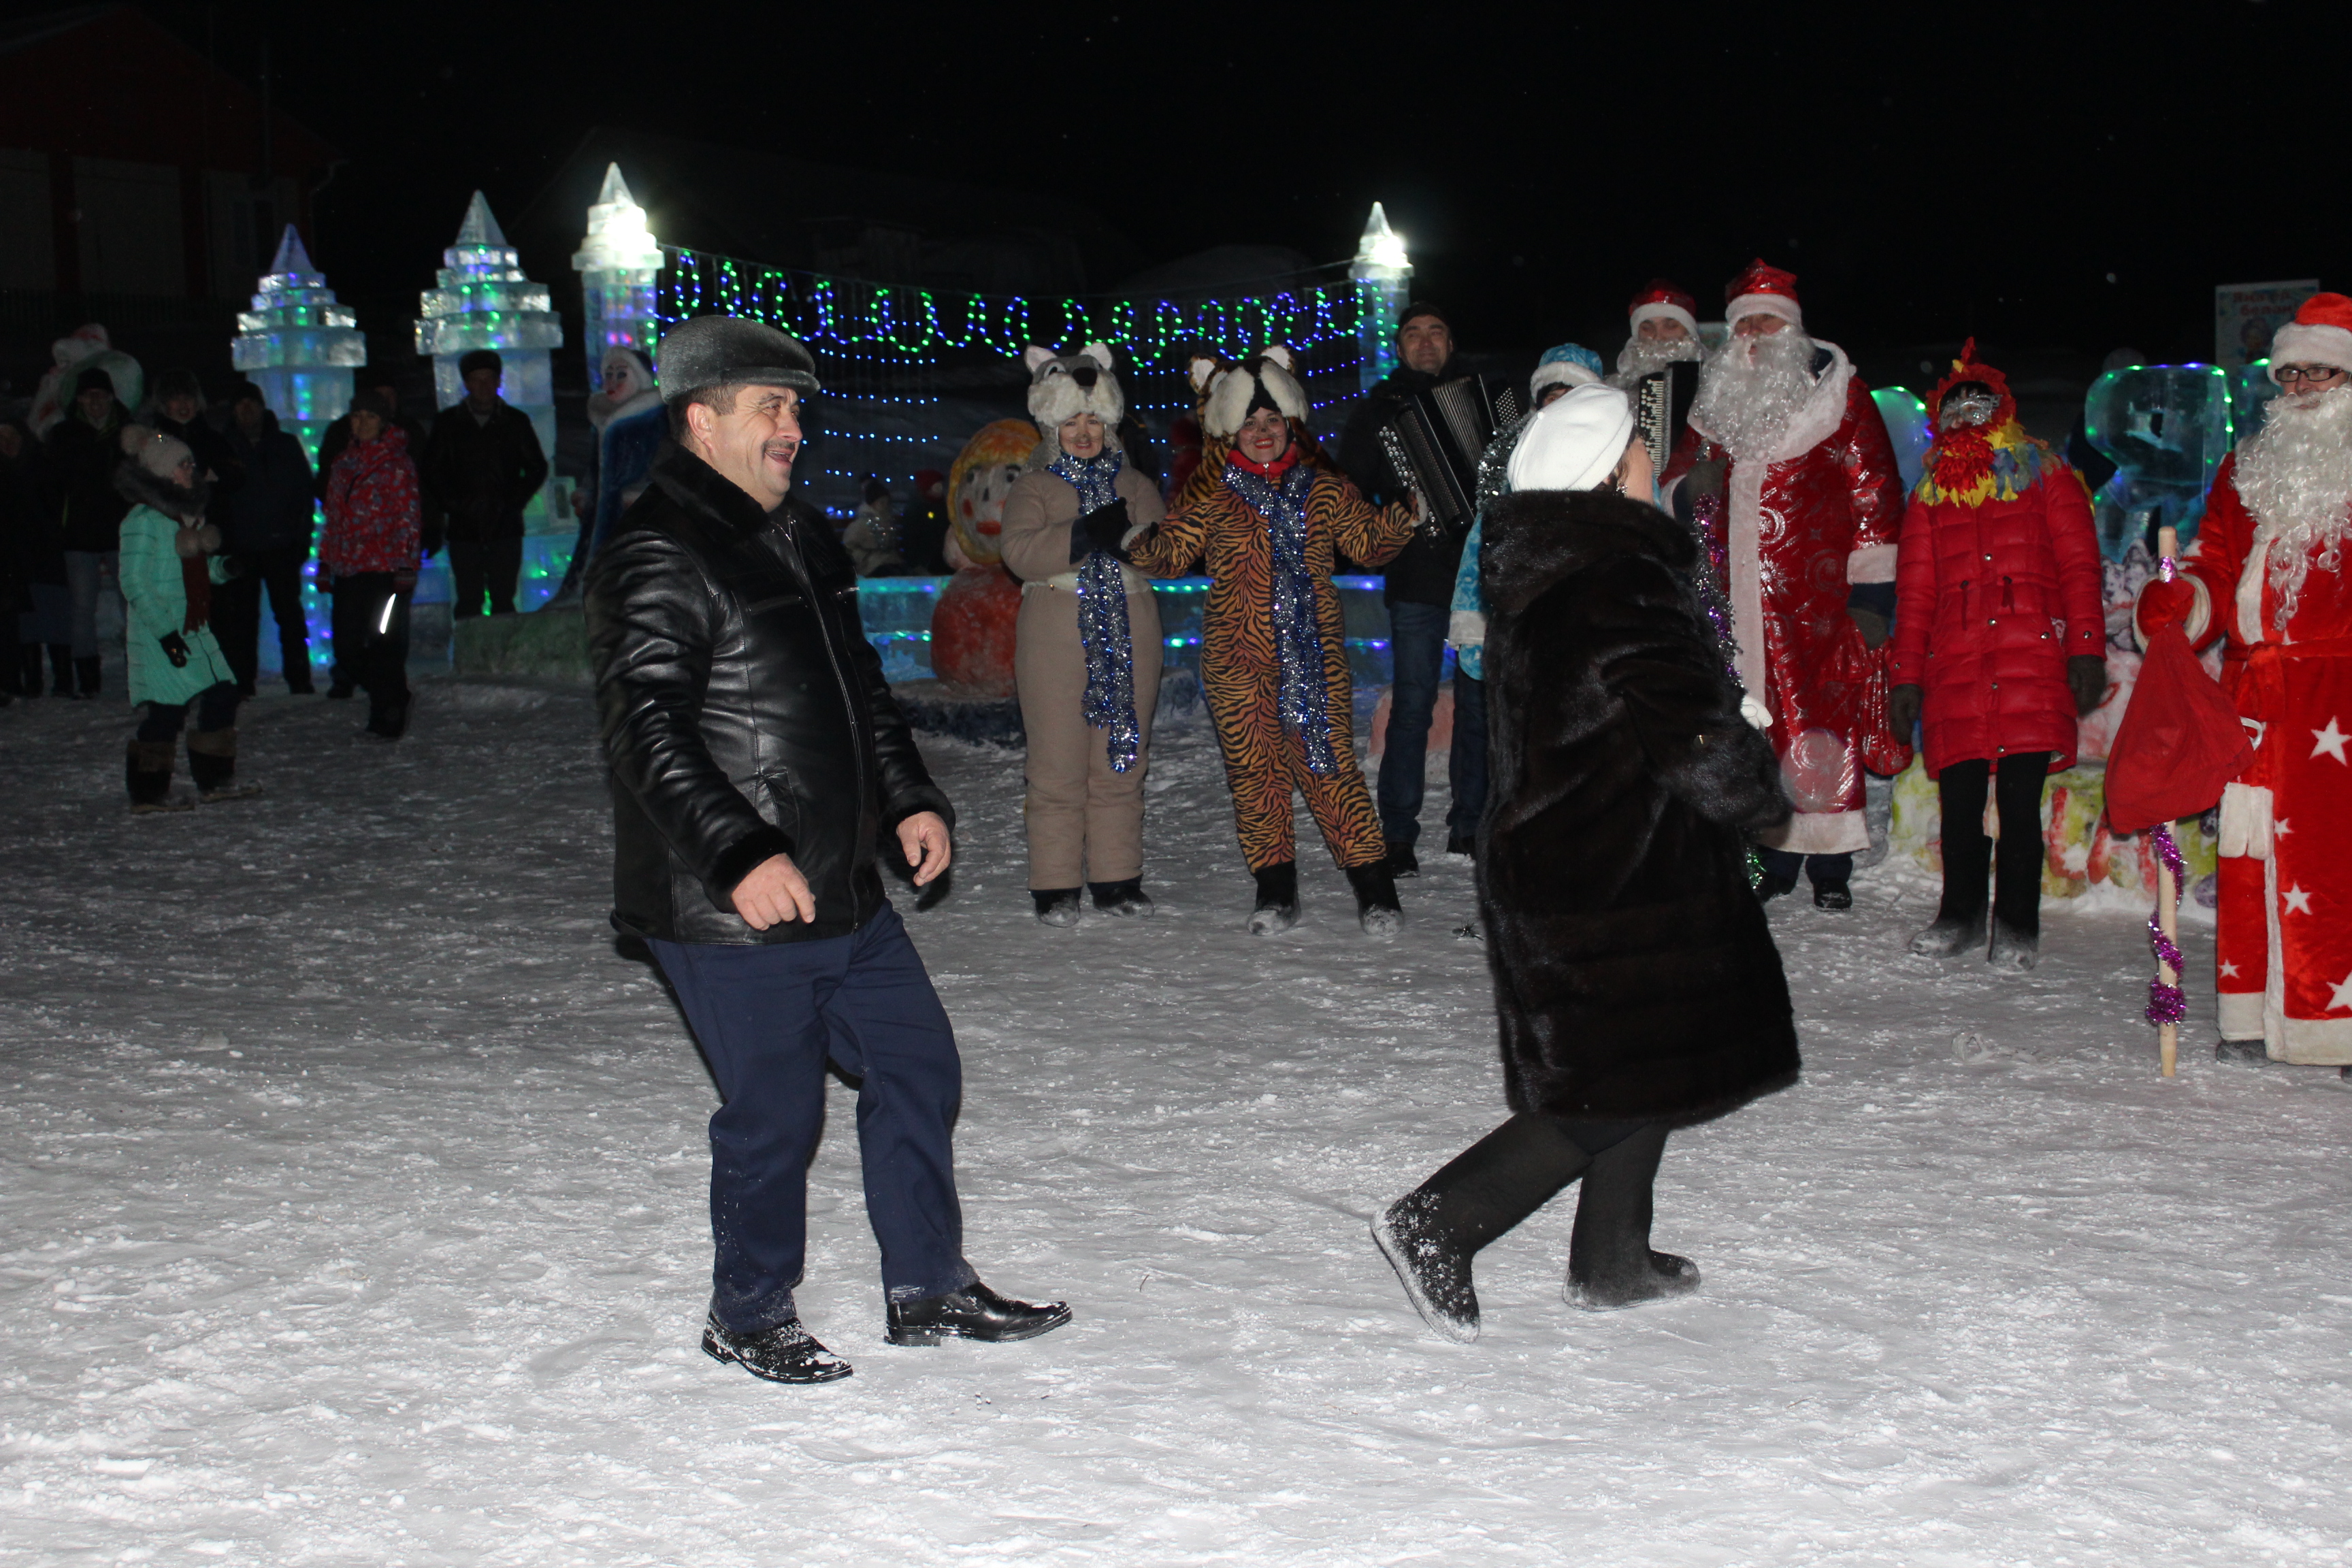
2104;622;2251;835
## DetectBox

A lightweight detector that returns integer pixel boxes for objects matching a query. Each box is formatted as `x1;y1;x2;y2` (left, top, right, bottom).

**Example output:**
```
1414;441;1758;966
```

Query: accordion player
1371;374;1521;541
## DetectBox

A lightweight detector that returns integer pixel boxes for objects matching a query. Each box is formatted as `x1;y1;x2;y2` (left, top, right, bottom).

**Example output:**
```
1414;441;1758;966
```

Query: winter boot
2215;1037;2268;1064
73;655;101;700
1247;861;1299;936
284;659;316;696
47;644;72;696
186;728;262;804
1566;1124;1701;1310
1088;877;1154;917
1386;840;1419;879
126;740;189;813
1373;1113;1595;1343
1909;909;1988;957
1987;919;2039;972
365;691;410;740
1346;860;1403;939
1031;888;1082;927
17;644;42;696
1446;834;1475;856
1812;879;1853;911
1754;870;1797;904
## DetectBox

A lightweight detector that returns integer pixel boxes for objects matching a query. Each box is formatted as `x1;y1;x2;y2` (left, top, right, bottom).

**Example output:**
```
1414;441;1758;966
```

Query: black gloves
1888;683;1921;740
1073;499;1133;563
2068;653;2107;715
159;632;191;668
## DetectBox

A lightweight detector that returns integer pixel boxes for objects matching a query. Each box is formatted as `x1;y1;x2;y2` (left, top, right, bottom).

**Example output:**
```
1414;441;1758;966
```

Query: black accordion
1633;360;1700;477
1378;374;1520;537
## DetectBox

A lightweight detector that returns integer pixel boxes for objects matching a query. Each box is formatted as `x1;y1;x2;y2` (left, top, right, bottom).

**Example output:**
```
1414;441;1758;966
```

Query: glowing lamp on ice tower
415;191;565;530
1350;201;1411;393
572;163;664;392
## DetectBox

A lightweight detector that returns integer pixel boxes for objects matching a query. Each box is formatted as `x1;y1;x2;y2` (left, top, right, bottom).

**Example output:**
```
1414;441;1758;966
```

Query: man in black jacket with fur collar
585;316;1068;1385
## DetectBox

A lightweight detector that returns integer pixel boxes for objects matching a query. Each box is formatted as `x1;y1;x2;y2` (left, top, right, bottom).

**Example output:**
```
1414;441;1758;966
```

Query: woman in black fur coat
1374;382;1798;1341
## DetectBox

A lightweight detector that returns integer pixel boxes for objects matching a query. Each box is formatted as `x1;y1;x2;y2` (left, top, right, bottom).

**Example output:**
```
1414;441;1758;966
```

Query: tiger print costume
1131;447;1414;872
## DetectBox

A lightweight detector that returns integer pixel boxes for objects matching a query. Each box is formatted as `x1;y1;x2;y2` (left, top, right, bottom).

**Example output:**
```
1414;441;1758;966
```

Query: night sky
144;1;2346;374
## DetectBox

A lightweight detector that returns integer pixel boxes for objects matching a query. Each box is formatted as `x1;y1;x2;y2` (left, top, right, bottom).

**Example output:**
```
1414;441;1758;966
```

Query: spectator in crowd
900;469;951;574
318;367;432;479
45;366;132;698
116;430;258;810
320;391;423;740
423;349;546;617
216;382;318;695
842;476;906;576
146;368;242;533
1;416;69;698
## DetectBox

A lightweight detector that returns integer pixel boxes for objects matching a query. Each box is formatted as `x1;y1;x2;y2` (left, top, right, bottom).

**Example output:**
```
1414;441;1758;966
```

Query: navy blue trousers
651;903;973;1334
1378;600;1480;845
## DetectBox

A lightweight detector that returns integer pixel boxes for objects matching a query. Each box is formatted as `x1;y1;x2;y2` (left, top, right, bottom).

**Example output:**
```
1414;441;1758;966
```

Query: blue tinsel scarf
1221;457;1335;776
1045;447;1141;772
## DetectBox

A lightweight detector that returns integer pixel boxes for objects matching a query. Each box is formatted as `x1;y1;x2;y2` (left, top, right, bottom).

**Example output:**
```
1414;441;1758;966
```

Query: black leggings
1937;753;2051;932
135;681;238;741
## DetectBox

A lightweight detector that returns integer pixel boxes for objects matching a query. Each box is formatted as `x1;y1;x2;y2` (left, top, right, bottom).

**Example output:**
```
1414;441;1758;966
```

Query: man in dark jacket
148;369;243;527
423;348;546;617
1373;387;1798;1343
45;366;132;698
1337;301;1491;872
217;382;318;693
584;315;1069;1386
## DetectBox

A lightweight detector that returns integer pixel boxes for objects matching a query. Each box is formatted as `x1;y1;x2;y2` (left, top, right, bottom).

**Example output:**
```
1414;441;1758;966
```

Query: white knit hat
135;429;193;478
1505;383;1635;493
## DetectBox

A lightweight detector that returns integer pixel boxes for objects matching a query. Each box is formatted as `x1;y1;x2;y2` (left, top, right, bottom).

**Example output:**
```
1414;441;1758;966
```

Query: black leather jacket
585;446;952;945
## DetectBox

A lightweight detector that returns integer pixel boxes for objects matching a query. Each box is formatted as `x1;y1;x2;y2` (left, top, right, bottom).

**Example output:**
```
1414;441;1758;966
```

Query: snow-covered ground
4;678;2351;1567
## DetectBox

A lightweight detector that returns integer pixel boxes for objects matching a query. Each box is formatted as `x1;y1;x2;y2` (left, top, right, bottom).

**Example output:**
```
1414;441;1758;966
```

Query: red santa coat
1667;342;1907;853
2166;453;2352;1063
1887;455;2105;777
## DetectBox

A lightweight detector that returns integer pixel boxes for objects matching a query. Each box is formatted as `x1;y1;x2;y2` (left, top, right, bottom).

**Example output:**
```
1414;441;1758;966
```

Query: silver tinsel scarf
1047;447;1141;772
1222;457;1336;776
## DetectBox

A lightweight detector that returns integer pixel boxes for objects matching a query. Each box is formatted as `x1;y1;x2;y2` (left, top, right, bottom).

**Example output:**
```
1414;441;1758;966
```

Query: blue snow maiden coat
1477;484;1800;1125
116;465;234;707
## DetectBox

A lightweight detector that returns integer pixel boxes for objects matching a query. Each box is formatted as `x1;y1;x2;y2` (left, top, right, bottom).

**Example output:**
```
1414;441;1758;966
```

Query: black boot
1385;839;1419;879
1909;908;1987;957
17;644;42;696
125;739;187;813
1345;860;1402;938
1247;860;1298;936
1988;823;2042;971
1754;870;1797;903
284;659;316;696
1030;887;1081;927
1088;877;1154;917
186;728;261;803
885;1280;1071;1345
701;1313;853;1384
1567;1124;1700;1309
1373;1113;1594;1342
2215;1038;2268;1064
73;655;101;700
48;644;72;696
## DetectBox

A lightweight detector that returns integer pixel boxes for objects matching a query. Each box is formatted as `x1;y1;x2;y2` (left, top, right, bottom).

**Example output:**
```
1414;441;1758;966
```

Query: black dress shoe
1446;834;1475;855
1755;872;1797;904
1812;879;1853;911
701;1313;853;1384
886;1280;1071;1346
1385;840;1418;878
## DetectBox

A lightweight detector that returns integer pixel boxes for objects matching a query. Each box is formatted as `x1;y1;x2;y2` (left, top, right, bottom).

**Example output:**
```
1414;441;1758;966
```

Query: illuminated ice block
230;225;365;468
1871;387;1933;495
1349;201;1411;393
415;191;564;531
2082;364;2232;559
571;163;664;393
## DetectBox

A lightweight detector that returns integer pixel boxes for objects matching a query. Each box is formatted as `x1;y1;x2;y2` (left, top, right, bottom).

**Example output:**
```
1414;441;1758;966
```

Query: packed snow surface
3;680;2351;1567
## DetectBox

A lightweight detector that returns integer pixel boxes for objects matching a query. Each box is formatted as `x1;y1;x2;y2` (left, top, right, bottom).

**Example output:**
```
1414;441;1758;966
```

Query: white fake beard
2233;385;2352;628
1609;331;1704;387
1688;328;1817;462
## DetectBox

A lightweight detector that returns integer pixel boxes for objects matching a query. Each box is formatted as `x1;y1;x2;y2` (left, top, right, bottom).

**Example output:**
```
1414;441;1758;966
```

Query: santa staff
2136;291;2352;1071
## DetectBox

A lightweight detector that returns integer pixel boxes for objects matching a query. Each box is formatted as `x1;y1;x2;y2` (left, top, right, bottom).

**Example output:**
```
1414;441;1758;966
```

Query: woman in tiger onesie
1110;346;1416;935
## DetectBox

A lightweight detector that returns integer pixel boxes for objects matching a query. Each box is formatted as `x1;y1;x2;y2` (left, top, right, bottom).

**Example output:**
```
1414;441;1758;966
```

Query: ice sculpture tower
1350;201;1412;393
231;225;365;466
2083;365;2234;559
415;191;564;526
571;163;664;391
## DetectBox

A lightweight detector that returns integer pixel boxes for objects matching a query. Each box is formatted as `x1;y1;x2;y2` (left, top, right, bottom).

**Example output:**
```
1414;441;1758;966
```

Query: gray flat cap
656;315;821;402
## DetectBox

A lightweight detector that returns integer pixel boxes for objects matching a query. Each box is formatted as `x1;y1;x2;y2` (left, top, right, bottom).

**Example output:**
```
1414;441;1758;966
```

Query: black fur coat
1477;486;1799;1125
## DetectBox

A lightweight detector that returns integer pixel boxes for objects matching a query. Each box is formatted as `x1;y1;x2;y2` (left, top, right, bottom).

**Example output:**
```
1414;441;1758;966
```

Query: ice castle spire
1348;201;1413;393
231;223;365;466
572;162;665;391
415;190;564;548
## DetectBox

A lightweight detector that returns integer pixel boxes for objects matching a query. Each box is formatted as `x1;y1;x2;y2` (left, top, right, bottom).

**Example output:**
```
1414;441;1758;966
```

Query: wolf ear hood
1024;342;1124;434
1201;345;1308;440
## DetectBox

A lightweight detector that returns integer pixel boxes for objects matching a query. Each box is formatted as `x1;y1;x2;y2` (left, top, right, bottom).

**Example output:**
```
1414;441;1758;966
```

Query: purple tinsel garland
2146;822;2188;1027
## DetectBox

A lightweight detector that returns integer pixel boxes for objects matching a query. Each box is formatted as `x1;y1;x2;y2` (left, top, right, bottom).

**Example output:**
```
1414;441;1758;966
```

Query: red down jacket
1886;464;2104;778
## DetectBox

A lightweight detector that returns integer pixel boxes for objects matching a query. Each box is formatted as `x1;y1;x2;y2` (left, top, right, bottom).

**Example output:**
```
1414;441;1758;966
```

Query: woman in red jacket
1886;345;2105;970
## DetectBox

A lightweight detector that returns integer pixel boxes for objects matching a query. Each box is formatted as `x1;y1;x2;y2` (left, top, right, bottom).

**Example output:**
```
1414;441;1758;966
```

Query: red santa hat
1627;279;1699;340
1724;259;1802;330
2268;292;2352;382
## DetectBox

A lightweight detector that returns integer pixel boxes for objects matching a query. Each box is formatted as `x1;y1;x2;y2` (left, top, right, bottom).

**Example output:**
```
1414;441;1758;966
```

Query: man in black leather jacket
584;316;1069;1385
